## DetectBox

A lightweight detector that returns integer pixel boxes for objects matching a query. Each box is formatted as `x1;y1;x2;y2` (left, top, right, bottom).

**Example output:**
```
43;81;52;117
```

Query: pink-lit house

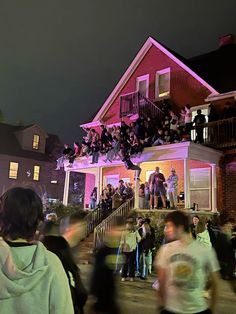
63;35;236;214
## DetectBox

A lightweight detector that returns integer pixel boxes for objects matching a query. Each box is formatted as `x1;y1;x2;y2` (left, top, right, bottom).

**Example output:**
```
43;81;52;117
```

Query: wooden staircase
77;232;94;265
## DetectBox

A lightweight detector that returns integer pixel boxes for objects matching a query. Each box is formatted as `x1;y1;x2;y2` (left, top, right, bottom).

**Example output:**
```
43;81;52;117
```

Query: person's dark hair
165;210;190;233
197;109;201;114
145;218;151;224
0;187;43;240
193;215;200;220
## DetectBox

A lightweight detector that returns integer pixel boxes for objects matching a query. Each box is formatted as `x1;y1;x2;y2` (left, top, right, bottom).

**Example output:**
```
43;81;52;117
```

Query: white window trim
155;67;170;100
136;74;149;98
189;168;211;211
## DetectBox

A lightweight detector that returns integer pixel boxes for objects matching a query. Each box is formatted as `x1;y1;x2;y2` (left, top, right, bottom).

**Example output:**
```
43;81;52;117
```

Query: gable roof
0;123;61;161
15;123;48;137
189;43;236;93
91;36;219;123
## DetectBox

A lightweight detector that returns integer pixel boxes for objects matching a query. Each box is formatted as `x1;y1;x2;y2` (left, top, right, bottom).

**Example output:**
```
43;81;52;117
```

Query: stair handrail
120;91;164;119
82;207;103;239
94;197;134;248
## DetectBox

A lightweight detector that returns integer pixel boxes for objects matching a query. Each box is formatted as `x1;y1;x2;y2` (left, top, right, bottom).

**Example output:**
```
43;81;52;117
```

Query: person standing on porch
148;167;166;209
193;109;206;144
166;168;179;209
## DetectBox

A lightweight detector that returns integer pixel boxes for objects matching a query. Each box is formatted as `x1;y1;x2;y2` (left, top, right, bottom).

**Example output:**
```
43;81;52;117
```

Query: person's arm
209;271;220;314
157;266;167;307
136;230;142;243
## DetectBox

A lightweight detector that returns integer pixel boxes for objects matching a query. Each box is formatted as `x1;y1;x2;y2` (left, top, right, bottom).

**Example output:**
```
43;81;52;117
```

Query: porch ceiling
66;142;223;172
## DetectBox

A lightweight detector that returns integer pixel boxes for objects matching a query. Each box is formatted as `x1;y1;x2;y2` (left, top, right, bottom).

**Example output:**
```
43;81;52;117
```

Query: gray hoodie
0;238;74;314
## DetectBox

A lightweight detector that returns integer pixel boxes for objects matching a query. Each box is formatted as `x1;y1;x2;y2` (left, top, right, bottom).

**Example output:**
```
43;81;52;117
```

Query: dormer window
33;134;40;150
155;68;170;99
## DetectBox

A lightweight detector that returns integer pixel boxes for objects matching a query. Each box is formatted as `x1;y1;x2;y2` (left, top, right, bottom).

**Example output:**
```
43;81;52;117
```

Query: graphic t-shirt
156;240;220;314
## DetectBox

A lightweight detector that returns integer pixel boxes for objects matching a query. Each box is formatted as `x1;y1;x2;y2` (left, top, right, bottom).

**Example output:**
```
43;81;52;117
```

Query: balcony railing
120;91;164;121
192;117;236;149
94;198;134;248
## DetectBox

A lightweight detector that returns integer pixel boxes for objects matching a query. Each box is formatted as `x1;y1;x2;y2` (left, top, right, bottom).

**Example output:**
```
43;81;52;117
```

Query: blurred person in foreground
42;233;87;314
0;187;73;314
156;211;219;314
90;224;123;314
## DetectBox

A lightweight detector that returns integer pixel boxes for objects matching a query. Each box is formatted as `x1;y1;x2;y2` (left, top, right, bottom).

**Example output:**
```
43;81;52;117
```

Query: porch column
184;159;191;209
95;167;103;203
134;165;140;209
211;164;217;212
63;170;70;205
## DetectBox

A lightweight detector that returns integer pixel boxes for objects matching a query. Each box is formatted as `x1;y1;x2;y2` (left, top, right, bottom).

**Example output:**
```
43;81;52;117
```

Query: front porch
63;142;222;212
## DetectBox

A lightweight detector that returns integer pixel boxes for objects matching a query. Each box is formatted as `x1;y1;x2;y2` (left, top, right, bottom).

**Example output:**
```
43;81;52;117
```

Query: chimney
219;34;235;48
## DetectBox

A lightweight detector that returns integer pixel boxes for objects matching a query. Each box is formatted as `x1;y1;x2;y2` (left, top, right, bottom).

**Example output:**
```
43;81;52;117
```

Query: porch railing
120;91;164;121
192;117;236;149
81;208;103;239
94;197;134;248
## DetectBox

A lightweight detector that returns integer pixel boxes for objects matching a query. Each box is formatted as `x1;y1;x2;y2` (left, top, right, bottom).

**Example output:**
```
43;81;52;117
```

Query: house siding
101;45;212;125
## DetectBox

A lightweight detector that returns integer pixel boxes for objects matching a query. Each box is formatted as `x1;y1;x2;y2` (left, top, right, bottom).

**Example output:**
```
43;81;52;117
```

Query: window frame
9;162;19;179
155;67;170;100
136;74;149;98
33;165;40;181
32;134;40;150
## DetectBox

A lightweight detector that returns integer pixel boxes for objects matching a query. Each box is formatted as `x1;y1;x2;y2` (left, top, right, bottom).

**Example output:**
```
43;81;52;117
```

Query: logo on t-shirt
170;253;198;289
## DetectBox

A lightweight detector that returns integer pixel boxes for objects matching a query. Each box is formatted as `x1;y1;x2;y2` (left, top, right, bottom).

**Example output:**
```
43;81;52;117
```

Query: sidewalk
79;264;236;314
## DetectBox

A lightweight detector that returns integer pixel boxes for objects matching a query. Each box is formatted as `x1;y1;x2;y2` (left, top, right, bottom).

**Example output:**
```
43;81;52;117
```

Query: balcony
193;117;236;149
120;91;164;120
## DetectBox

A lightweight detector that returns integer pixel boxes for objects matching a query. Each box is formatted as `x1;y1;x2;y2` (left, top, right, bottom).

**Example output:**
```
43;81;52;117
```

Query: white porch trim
63;170;70;206
184;158;191;209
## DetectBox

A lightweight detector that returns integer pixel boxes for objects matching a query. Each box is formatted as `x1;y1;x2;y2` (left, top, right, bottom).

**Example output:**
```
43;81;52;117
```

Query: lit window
155;68;170;99
33;134;40;149
51;180;58;184
33;165;40;181
9;162;19;179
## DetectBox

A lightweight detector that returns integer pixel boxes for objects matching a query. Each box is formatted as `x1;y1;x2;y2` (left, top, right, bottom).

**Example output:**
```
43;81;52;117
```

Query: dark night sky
0;0;235;144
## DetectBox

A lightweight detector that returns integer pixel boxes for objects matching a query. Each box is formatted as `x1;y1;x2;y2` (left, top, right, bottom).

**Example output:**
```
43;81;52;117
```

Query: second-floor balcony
120;91;164;120
192;117;236;149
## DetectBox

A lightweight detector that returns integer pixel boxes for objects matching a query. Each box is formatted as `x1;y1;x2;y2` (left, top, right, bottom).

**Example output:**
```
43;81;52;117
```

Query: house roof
90;36;219;124
0;123;61;161
188;43;236;93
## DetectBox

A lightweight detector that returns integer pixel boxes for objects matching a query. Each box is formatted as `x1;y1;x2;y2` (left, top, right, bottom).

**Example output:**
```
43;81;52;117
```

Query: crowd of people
0;187;235;314
56;100;236;171
89;166;179;212
90;180;134;216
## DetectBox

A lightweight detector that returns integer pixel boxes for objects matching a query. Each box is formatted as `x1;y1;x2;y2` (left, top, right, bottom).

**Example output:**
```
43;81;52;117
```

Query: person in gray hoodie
0;187;74;314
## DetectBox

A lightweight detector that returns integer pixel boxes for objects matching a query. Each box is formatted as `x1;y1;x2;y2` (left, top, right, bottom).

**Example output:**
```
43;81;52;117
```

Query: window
155;68;170;99
136;74;149;97
9;162;19;179
33;134;40;150
33;165;40;181
190;168;211;210
103;174;119;188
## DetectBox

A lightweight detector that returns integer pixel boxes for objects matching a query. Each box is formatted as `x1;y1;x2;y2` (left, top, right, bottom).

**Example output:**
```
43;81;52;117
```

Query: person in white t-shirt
156;211;220;314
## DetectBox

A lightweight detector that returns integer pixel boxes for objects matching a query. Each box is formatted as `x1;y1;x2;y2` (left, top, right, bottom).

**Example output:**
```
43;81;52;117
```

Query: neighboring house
0;123;66;203
63;35;236;216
